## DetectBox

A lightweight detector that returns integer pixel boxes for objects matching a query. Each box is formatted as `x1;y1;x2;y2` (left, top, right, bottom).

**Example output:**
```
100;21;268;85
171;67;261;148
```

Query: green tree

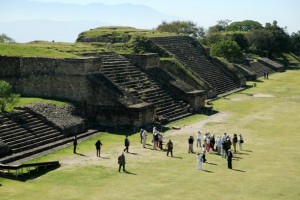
247;28;274;57
247;21;290;57
226;20;263;32
207;19;231;33
0;80;20;112
0;34;15;43
290;31;300;54
156;20;205;39
229;32;249;51
210;40;244;63
264;20;290;54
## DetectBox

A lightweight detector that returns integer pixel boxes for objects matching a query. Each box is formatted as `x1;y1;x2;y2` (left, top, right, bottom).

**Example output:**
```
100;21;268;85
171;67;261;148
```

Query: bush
210;40;244;63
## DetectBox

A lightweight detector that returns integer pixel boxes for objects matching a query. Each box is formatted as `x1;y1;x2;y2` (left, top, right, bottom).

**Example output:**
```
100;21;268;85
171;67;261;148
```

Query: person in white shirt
196;153;202;170
196;131;202;147
142;130;147;148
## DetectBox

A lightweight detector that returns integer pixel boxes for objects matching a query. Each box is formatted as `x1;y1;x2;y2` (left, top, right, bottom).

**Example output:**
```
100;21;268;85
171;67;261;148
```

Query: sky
31;0;300;33
1;0;299;42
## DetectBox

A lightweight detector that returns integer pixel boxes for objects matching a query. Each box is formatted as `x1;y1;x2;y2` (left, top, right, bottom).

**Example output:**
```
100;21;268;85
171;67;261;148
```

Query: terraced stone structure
150;36;245;96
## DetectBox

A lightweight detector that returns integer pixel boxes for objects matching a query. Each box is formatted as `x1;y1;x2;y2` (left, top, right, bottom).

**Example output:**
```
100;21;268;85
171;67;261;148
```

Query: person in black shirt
95;140;102;157
124;135;130;153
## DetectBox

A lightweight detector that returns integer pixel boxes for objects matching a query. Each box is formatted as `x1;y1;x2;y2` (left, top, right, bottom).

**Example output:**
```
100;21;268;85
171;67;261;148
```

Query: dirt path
60;112;229;168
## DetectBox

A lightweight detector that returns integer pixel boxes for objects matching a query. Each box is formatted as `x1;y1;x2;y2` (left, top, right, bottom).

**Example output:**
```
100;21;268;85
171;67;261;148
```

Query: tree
247;20;290;57
290;31;300;54
207;19;231;33
229;32;249;51
264;20;290;54
156;20;205;39
247;28;274;57
226;20;263;32
0;81;20;112
0;34;15;43
210;40;244;63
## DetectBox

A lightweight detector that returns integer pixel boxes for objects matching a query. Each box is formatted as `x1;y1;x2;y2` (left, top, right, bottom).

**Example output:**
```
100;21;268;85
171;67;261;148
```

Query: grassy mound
76;26;178;43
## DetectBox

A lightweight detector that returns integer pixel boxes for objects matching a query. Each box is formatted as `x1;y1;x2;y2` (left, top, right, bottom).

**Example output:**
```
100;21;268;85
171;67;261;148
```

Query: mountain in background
0;0;177;42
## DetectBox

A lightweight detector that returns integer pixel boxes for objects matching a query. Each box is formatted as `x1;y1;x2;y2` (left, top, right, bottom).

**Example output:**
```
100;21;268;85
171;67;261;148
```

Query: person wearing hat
118;152;126;172
227;149;233;169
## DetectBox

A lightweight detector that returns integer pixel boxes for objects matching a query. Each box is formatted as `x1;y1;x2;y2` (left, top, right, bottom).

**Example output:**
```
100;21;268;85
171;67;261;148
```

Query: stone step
0;130;100;164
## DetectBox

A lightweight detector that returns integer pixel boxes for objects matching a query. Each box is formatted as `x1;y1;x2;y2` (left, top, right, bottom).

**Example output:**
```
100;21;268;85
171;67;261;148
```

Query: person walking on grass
167;139;173;157
188;136;194;153
95;140;102;157
124;135;130;153
202;144;207;163
216;136;222;155
140;128;144;144
227;149;233;169
196;153;203;170
238;134;244;150
196;131;202;148
73;135;77;154
232;134;238;153
118;152;126;172
142;129;147;148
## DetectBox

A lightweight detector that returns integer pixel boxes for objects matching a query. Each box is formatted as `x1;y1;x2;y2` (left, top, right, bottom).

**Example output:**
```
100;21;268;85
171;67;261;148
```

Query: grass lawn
1;70;300;200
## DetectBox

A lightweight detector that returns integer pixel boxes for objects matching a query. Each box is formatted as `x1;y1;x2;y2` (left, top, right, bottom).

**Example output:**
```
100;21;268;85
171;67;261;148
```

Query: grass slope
1;70;300;200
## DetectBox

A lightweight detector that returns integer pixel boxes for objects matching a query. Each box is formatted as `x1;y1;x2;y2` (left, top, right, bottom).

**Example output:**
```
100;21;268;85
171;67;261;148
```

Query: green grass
0;43;79;58
78;26;178;40
1;70;300;200
4;97;69;112
16;97;69;107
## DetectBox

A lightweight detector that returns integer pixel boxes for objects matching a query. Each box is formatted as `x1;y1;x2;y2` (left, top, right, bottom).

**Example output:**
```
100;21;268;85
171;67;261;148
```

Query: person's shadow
202;169;213;173
75;153;86;157
232;169;246;172
124;170;137;175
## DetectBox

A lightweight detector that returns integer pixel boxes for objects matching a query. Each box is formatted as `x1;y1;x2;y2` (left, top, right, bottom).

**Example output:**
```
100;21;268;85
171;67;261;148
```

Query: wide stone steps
151;36;240;95
0;129;99;164
97;52;192;123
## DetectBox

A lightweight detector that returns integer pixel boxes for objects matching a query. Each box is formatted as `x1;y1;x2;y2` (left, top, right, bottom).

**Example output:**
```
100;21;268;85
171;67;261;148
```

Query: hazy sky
31;0;300;33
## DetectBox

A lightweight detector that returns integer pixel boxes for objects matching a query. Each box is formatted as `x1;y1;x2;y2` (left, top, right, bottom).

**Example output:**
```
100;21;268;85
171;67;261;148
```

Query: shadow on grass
238;92;254;96
233;156;243;159
202;169;213;173
232;169;246;172
127;152;138;155
172;156;183;159
242;150;253;153
124;170;137;175
75;153;86;157
99;156;110;159
205;162;217;165
0;165;60;182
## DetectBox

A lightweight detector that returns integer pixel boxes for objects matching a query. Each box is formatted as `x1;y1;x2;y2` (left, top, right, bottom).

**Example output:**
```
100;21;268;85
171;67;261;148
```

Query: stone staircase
150;36;240;95
0;110;98;164
98;52;192;123
242;61;275;78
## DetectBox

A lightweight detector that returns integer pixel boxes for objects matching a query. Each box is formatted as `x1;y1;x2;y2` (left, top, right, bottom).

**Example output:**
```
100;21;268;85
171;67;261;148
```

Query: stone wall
91;103;155;127
0;56;102;103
